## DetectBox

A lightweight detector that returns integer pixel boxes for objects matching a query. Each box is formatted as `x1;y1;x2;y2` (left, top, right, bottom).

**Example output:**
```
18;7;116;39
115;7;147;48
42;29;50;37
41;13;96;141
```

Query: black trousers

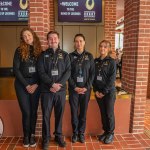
15;79;40;137
41;91;66;140
69;89;91;135
96;91;116;133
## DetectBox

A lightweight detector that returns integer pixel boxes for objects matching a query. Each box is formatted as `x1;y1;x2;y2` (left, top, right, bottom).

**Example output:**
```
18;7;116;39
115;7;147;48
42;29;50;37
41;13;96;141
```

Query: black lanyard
77;52;86;66
97;59;104;75
77;52;86;76
51;53;59;69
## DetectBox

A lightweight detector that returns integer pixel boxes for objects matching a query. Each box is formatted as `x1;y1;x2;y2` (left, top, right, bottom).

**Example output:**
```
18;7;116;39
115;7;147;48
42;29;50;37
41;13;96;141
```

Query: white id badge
97;76;102;81
29;67;36;73
51;69;58;76
77;77;83;83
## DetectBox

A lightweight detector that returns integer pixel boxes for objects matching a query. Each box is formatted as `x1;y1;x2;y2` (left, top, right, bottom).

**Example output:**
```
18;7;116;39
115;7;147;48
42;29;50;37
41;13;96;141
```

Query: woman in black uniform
13;27;42;148
93;40;116;144
69;34;95;143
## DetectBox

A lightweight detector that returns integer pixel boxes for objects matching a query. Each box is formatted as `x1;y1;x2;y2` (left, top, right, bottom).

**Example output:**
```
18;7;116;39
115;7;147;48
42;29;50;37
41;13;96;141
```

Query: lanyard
77;52;86;66
77;53;86;76
52;55;58;69
97;59;104;75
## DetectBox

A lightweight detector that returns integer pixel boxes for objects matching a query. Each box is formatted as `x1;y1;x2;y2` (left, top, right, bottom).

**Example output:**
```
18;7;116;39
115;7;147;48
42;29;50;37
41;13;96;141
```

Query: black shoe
30;134;36;147
42;139;49;150
104;133;114;144
72;134;78;143
78;134;85;143
23;136;29;148
55;136;66;147
98;132;108;142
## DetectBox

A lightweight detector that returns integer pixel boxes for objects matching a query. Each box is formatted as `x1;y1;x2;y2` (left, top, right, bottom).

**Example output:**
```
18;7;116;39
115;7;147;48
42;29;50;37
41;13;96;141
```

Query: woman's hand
30;84;38;93
26;84;38;94
26;85;32;93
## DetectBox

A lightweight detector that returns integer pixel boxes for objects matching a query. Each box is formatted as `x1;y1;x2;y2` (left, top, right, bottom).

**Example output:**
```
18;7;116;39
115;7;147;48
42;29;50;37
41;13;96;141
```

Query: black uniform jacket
93;56;116;95
68;50;95;90
13;46;39;87
37;48;71;92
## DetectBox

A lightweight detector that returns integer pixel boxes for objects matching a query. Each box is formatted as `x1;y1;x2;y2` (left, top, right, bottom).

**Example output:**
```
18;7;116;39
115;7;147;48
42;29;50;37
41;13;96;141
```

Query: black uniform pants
96;91;116;133
15;79;40;137
69;89;91;135
41;91;66;140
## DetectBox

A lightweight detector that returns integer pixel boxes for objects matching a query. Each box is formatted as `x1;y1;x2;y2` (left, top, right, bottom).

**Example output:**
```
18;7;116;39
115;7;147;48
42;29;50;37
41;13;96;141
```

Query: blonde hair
99;40;117;59
99;40;111;49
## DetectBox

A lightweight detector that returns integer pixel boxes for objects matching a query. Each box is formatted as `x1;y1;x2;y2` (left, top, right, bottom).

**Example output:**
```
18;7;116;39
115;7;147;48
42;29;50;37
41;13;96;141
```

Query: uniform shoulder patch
85;55;89;60
58;53;63;59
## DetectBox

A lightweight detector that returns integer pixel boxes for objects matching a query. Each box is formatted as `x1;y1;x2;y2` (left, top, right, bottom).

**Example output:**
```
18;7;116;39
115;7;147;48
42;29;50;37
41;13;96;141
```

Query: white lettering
60;2;78;7
5;12;15;15
18;11;28;17
0;1;12;6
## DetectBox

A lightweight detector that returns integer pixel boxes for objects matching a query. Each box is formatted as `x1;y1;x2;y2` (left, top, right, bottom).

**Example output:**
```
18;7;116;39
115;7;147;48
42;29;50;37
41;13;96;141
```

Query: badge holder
97;70;102;81
29;66;36;73
77;67;83;83
51;69;59;76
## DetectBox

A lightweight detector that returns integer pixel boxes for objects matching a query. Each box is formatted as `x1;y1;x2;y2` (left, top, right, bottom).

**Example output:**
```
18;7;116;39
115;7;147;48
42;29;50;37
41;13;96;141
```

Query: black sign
58;0;102;22
0;0;28;22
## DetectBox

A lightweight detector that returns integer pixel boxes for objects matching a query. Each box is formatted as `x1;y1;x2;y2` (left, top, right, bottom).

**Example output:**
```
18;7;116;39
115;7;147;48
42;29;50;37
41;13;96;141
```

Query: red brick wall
104;0;116;53
123;0;150;133
49;0;55;31
29;0;54;50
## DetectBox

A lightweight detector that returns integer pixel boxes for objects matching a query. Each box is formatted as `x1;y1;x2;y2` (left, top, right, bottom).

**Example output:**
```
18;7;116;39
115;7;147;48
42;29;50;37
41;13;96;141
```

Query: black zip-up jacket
13;46;39;87
93;56;116;95
68;50;95;90
37;48;71;92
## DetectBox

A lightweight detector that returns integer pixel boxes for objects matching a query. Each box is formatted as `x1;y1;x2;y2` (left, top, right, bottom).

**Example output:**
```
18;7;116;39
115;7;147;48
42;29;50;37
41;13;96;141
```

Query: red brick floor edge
0;133;150;150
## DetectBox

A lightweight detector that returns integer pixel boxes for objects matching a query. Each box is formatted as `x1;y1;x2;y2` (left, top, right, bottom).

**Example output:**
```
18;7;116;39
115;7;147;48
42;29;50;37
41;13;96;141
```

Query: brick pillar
122;0;150;133
148;58;150;98
28;0;55;136
49;0;55;30
28;0;54;49
104;0;116;52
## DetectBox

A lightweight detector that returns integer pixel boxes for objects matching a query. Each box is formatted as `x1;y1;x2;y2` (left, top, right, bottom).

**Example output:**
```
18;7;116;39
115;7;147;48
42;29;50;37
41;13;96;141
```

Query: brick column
104;0;116;52
28;0;54;49
122;0;150;133
28;0;55;136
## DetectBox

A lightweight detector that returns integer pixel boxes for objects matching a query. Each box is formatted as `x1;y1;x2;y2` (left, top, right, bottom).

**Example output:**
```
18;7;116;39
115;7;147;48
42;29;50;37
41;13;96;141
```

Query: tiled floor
0;133;150;150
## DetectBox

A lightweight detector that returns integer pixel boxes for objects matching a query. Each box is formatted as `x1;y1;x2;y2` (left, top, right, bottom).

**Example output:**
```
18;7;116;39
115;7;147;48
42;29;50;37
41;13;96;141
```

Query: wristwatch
0;117;4;138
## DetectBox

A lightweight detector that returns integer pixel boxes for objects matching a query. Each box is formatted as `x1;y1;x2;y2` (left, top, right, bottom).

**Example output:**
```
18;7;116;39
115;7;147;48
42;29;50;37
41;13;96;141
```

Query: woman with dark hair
69;33;95;143
13;27;42;148
93;40;116;144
